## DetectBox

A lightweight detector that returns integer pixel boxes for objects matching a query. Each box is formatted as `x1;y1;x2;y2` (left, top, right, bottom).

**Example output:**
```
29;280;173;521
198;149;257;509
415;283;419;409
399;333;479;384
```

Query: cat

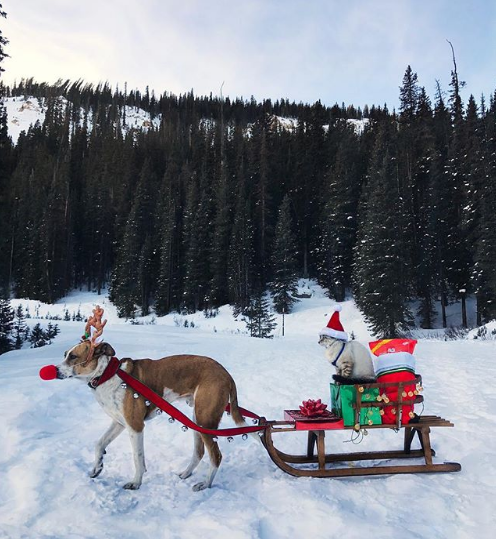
318;335;376;381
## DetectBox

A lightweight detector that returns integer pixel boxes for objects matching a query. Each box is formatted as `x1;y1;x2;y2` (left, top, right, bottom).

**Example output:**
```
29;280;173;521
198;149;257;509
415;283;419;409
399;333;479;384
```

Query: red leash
92;358;266;437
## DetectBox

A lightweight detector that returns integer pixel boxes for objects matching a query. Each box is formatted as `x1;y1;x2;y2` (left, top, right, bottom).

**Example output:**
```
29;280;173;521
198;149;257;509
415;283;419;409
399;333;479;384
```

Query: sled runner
259;377;461;478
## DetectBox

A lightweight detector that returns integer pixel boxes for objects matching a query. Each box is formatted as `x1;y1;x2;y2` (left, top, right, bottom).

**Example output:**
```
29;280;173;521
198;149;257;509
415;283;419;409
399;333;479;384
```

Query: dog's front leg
90;420;124;479
123;428;146;490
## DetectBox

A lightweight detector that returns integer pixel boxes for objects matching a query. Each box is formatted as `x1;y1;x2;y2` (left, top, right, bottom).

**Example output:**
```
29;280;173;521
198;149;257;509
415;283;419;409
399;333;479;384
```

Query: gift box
330;383;382;427
369;339;418;425
376;371;417;425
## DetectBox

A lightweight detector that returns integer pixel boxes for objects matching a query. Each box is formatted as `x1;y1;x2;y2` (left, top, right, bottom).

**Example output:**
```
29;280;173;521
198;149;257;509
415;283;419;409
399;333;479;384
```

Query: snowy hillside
1;284;494;539
266;116;369;135
3;96;161;144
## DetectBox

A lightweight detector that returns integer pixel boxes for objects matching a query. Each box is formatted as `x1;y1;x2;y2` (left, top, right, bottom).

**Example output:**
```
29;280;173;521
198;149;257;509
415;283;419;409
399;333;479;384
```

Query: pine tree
250;125;273;286
46;321;60;341
182;143;213;312
0;298;14;354
291;104;327;278
208;125;232;308
269;195;298;313
353;120;412;337
12;304;29;349
414;88;437;328
245;292;276;338
228;146;255;314
155;160;185;316
0;98;12;294
0;3;8;73
427;83;453;327
315;124;362;301
110;158;157;317
0;4;12;294
472;94;496;321
29;323;48;348
399;66;419;125
444;43;471;312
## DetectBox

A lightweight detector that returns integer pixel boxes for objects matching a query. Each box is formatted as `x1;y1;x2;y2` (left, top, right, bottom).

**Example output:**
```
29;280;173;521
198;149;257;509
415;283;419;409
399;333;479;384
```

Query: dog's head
57;341;116;379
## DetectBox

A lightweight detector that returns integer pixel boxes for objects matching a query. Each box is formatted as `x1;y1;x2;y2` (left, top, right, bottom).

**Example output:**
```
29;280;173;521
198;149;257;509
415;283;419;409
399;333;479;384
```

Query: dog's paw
89;466;103;479
178;470;192;480
122;481;141;490
192;481;209;491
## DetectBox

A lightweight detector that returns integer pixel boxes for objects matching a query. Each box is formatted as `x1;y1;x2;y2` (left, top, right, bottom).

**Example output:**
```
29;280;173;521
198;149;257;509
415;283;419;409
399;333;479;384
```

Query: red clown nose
39;365;58;380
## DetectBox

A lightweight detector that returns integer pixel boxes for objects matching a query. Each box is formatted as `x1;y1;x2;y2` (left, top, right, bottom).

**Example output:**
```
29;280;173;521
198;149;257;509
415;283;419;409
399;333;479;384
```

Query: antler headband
82;305;107;364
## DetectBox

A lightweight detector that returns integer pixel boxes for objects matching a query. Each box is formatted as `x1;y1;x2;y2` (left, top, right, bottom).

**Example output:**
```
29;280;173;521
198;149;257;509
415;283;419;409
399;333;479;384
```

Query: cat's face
318;335;336;348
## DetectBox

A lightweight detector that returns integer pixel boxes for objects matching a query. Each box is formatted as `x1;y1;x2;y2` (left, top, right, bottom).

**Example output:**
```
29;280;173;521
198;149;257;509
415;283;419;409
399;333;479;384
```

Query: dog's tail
229;382;262;443
228;381;247;426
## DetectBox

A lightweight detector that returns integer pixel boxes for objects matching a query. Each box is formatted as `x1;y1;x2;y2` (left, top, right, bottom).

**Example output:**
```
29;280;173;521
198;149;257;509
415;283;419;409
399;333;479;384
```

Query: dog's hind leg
178;415;205;479
192;434;222;492
123;428;146;490
191;387;227;490
90;420;124;479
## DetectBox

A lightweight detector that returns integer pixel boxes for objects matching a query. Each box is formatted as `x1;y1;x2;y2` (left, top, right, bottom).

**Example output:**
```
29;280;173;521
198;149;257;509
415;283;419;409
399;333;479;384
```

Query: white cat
319;335;376;381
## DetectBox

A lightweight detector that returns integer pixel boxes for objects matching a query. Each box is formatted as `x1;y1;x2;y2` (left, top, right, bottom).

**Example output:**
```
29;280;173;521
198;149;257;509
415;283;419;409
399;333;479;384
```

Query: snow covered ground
1;283;495;539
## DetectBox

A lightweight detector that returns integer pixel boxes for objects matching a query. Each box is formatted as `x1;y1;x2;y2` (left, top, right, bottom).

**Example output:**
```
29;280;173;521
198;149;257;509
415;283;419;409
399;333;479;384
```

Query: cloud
2;0;495;108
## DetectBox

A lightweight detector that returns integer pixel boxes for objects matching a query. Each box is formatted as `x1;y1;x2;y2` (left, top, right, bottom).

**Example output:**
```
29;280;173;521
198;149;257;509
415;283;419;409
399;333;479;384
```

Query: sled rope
91;357;266;437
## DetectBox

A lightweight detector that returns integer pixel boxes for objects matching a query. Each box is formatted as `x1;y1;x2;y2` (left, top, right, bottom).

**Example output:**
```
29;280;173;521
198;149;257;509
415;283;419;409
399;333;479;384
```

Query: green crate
330;383;382;427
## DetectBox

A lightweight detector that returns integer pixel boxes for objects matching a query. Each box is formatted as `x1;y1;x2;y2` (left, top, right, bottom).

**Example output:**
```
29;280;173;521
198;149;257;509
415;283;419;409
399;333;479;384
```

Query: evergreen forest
0;64;495;337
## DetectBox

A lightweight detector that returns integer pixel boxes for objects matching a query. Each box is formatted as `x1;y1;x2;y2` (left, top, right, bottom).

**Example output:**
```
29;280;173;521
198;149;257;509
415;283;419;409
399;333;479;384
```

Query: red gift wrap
369;339;418;425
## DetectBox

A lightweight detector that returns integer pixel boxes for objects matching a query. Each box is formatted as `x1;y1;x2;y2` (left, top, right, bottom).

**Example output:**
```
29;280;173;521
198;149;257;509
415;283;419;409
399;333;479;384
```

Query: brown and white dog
56;340;250;491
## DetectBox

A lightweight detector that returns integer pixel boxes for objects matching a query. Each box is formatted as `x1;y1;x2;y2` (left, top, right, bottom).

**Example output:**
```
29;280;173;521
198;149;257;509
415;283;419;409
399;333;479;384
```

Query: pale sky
2;0;495;110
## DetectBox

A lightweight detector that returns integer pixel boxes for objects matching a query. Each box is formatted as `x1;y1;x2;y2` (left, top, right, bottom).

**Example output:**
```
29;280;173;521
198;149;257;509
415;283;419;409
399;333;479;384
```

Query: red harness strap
88;356;122;389
92;357;266;437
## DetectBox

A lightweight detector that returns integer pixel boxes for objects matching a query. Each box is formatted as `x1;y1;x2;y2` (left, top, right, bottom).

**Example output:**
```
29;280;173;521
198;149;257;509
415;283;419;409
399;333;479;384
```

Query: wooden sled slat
261;415;461;479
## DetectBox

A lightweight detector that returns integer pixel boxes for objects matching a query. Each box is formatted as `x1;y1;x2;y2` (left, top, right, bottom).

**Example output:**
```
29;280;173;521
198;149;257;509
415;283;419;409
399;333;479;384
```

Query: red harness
89;357;266;437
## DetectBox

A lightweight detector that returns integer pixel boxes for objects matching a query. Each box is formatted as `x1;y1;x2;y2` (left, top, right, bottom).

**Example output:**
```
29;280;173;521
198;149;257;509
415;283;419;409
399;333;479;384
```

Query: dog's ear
94;342;116;358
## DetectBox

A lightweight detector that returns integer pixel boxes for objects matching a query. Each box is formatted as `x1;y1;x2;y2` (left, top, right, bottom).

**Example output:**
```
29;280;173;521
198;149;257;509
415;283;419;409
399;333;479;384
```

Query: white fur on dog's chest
95;375;127;425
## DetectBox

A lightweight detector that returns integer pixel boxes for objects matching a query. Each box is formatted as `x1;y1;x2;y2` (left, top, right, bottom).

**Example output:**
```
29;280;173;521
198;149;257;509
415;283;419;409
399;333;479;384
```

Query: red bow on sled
299;399;327;417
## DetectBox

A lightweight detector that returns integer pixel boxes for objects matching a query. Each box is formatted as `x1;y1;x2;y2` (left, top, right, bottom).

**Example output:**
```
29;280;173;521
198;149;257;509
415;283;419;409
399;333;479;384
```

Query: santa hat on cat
320;305;349;341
